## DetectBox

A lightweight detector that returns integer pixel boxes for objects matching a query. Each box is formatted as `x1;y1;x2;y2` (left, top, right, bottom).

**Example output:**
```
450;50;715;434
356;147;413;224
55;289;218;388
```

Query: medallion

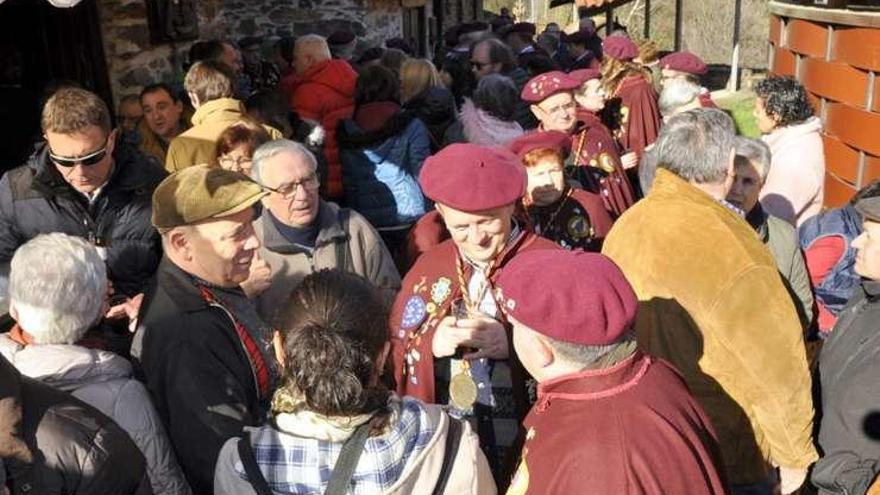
449;371;478;410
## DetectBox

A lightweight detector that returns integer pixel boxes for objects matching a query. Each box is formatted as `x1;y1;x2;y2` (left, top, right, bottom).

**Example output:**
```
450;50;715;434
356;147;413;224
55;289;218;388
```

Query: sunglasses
49;145;109;168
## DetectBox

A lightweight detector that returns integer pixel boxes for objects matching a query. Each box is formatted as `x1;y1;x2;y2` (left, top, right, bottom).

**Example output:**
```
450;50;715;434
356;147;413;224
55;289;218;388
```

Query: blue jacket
337;109;431;228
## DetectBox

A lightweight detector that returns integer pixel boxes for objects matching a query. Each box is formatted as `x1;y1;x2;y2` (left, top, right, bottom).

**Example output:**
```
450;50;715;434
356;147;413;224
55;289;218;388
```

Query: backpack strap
237;434;275;495
325;421;372;495
431;415;464;495
335;208;351;270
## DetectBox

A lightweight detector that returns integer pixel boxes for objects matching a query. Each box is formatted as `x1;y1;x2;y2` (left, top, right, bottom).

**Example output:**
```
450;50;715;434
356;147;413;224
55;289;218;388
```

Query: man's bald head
294;34;332;75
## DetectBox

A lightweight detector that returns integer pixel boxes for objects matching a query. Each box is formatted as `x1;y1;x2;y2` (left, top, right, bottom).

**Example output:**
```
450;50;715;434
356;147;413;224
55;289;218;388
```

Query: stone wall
98;0;404;105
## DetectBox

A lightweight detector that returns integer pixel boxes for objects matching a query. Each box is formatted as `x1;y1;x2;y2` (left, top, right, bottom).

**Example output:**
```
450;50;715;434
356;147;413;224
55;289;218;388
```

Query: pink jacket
760;117;826;227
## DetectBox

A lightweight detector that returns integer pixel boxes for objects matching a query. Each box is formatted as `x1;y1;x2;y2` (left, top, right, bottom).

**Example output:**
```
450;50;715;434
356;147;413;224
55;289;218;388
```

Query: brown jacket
602;169;818;484
165;98;281;172
253;200;400;326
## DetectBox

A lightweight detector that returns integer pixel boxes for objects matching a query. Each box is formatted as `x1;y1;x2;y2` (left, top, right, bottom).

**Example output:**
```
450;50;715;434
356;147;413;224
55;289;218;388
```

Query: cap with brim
660;51;708;75
152;164;268;230
856;196;880;222
420;143;525;212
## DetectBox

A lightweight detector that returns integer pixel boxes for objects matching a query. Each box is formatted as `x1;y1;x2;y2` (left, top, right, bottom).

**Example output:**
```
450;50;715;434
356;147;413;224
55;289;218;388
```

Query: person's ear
534;334;555;369
105;128;118;156
167;228;193;261
530;104;542;119
188;91;201;108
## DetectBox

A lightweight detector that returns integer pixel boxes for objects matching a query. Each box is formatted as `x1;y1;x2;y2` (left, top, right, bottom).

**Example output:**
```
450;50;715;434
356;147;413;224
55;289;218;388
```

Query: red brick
824;172;857;208
787;19;827;58
769;16;783;46
823;133;861;183
832;27;880;72
772;47;796;77
825;103;880;157
861;154;880;186
800;57;868;108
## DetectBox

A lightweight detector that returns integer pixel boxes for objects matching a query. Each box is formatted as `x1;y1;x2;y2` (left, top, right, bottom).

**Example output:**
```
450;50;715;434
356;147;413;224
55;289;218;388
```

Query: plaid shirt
233;397;436;494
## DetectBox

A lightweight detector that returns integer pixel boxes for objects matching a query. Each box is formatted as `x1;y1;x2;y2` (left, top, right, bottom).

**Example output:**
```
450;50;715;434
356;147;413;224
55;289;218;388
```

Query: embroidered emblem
426;302;437;315
598;152;616;173
567;215;594;240
430;277;452;305
401;295;427;329
506;298;517;311
620;105;630;124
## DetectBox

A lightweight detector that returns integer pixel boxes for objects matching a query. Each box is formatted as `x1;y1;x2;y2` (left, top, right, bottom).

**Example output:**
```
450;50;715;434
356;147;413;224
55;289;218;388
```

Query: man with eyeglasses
523;70;635;219
0;86;165;343
242;139;400;326
470;38;537;130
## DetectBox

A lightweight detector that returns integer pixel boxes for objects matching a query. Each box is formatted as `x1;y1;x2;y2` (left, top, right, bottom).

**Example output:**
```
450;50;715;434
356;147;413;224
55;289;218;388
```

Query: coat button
20;483;32;492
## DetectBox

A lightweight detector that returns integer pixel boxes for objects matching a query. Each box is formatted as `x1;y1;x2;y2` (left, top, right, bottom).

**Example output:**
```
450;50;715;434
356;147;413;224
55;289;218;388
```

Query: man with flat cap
132;165;273;495
523;71;635;218
495;250;728;495
389;143;558;483
660;51;717;108
813;193;880;495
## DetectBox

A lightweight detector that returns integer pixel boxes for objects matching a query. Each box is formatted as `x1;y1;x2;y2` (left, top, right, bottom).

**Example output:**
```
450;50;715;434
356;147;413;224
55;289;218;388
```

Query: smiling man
0;86;165;324
389;143;558;484
138;82;190;165
132;165;273;494
242;139;400;325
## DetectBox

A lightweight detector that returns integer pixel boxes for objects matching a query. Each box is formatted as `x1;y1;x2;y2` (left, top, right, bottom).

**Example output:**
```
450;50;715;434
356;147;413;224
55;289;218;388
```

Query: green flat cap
152;165;268;229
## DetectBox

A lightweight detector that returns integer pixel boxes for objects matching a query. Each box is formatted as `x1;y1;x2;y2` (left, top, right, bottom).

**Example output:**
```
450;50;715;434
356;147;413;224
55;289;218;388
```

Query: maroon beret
660;51;708;75
496;251;638;345
508;131;572;161
420;143;526;212
602;35;638;61
521;71;580;103
568;68;601;85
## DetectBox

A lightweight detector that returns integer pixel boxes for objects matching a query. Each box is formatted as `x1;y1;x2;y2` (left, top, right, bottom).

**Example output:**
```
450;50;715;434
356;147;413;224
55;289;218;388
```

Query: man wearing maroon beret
523;71;635;218
496;250;728;495
508;130;613;251
660;50;718;108
388;143;558;483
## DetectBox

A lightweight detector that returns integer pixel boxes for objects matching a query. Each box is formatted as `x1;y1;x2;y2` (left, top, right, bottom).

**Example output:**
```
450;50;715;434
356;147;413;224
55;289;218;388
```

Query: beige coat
164;98;281;172
603;169;818;485
254;201;401;326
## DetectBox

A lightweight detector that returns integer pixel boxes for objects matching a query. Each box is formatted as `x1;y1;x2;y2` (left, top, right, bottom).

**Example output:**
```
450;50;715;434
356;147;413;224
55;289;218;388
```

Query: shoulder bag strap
335;208;351;270
237;434;275;495
325;421;372;495
431;415;463;495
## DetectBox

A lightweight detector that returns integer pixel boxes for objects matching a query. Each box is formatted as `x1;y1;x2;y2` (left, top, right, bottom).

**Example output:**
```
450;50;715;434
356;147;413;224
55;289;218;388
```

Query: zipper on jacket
207;302;262;398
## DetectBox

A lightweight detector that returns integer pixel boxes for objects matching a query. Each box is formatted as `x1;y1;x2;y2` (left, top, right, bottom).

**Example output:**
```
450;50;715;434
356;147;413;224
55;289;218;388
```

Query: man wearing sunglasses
0;86;166;346
242;139;400;326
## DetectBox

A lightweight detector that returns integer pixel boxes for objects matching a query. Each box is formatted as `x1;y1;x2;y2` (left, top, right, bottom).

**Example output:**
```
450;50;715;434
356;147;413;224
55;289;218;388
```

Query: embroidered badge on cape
430;277;452;305
567;215;594;239
401;295;428;330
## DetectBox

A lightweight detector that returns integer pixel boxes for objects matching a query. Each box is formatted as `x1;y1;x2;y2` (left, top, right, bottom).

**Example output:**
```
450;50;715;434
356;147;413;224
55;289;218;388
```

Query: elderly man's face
660;68;689;89
186;207;261;287
141;89;184;141
532;92;577;133
46;124;116;195
471;42;501;80
727;158;763;213
852;220;880;280
260;150;321;228
526;156;566;206
439;203;514;264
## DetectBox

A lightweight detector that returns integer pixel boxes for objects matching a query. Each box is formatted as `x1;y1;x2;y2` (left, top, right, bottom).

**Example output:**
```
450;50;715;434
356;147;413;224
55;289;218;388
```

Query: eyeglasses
218;155;252;170
49;144;109;168
257;174;320;197
538;100;577;117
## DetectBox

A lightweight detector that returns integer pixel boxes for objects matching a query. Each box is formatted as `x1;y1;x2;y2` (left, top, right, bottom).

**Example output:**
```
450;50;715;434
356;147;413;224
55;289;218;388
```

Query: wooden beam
674;0;683;51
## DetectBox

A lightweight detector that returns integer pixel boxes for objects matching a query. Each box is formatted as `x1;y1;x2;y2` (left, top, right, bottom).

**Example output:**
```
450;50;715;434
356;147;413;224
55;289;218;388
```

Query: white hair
734;136;773;181
9;233;106;344
251;139;318;182
658;79;702;117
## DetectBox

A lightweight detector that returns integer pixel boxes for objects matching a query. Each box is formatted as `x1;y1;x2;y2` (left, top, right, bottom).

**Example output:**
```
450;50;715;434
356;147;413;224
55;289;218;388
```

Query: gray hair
639;147;659;194
9;233;106;345
473;74;519;122
546;332;635;368
654;108;736;184
251;139;318;182
734;136;772;181
658;80;702;117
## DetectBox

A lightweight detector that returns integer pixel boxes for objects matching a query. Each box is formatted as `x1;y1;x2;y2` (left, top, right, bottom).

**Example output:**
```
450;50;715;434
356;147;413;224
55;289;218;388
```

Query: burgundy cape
569;110;636;218
389;231;559;404
526;188;613;252
507;351;729;495
612;74;662;158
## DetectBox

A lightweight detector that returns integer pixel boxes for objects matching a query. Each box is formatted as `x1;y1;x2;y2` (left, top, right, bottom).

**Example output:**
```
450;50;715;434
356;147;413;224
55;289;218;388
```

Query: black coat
814;279;880;495
403;86;457;152
131;258;268;495
0;141;165;296
0;354;150;495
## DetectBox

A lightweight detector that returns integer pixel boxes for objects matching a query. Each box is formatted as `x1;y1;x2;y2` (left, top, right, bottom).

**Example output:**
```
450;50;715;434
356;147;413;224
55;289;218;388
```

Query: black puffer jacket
0;354;150;494
403;86;457;152
0;141;165;296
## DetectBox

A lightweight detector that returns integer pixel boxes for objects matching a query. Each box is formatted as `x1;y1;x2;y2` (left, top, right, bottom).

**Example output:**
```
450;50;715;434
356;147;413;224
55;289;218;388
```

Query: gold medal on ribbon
450;370;478;410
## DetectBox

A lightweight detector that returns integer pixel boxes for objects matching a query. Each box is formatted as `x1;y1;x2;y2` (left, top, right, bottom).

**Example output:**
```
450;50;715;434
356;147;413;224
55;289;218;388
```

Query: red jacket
507;351;729;495
284;59;357;200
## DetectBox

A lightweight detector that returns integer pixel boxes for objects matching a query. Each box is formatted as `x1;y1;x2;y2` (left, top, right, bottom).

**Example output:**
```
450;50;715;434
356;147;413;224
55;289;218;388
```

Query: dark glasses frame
48;144;109;168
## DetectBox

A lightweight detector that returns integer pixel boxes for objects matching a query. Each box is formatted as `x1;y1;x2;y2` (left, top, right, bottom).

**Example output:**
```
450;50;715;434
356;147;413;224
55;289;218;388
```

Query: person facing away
602;108;818;495
0;233;190;495
214;269;496;494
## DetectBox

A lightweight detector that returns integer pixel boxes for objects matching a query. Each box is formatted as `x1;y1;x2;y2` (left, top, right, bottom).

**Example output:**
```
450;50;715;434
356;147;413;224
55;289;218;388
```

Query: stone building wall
98;0;403;105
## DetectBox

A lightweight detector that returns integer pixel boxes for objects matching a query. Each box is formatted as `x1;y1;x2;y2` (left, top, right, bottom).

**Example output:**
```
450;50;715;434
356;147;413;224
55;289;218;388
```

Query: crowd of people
0;10;878;495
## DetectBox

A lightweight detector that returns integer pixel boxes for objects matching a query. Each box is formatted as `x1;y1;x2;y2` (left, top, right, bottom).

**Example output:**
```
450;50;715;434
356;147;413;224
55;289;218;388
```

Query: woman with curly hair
754;75;825;227
213;270;495;495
